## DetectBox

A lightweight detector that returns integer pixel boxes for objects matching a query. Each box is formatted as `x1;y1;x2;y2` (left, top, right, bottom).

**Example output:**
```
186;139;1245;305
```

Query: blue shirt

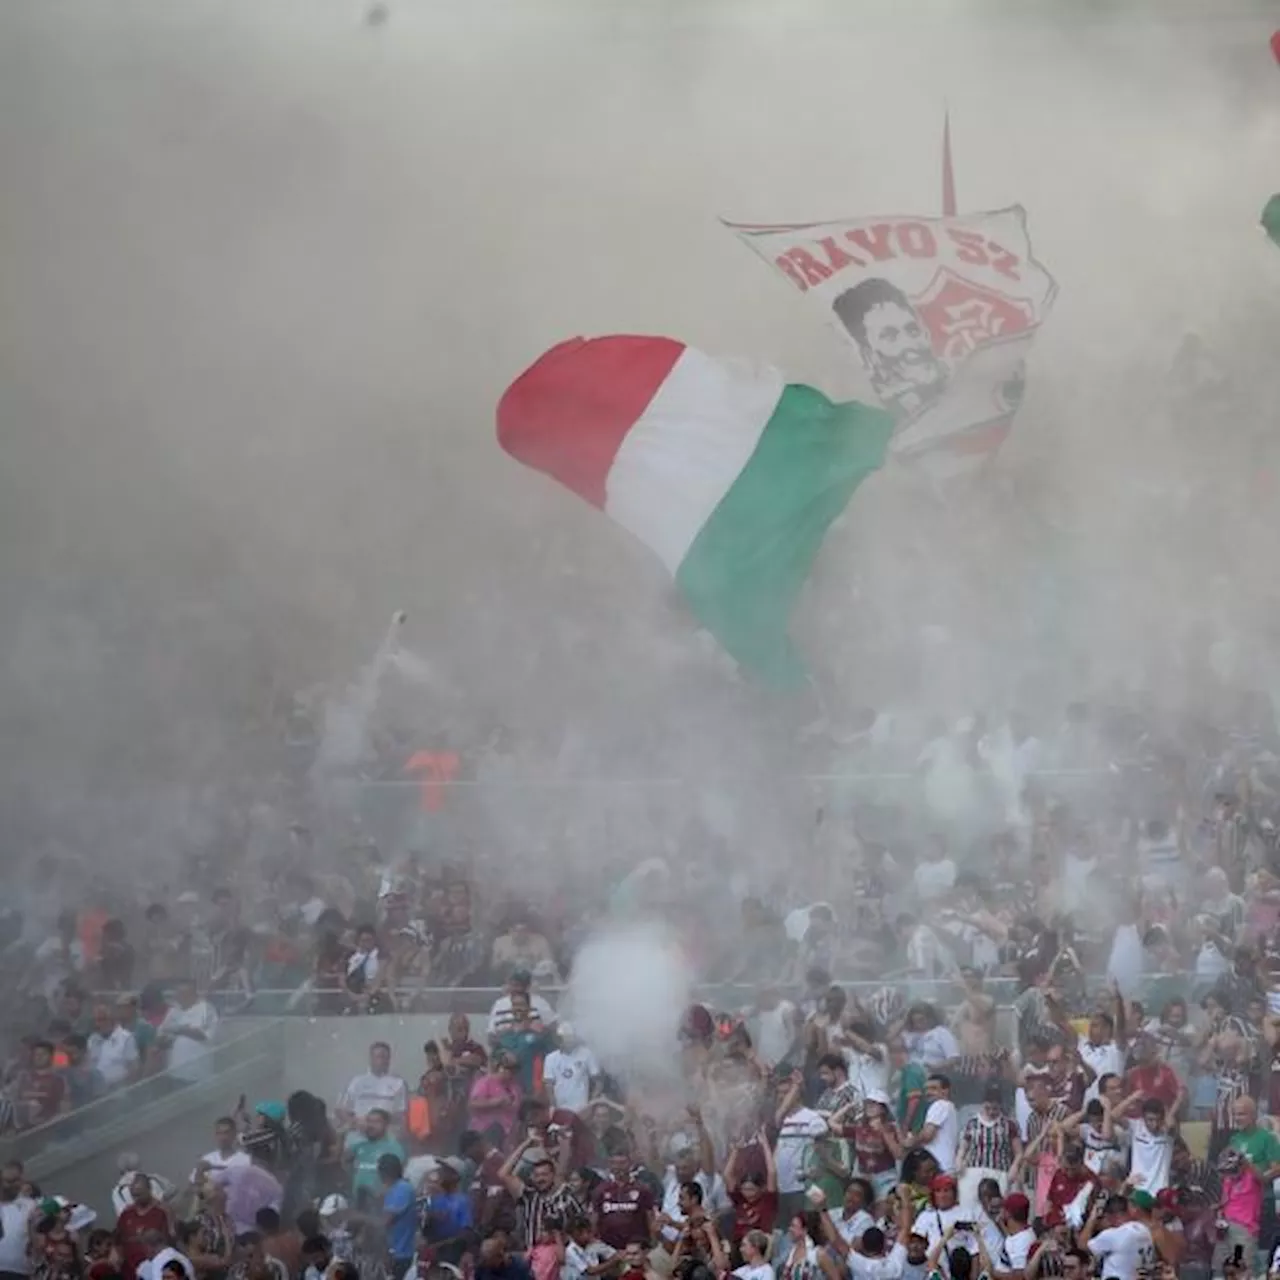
421;1191;473;1240
383;1178;417;1259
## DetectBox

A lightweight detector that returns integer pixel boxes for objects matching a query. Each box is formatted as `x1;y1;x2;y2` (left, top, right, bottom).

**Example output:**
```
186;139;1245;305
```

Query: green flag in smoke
1263;194;1280;249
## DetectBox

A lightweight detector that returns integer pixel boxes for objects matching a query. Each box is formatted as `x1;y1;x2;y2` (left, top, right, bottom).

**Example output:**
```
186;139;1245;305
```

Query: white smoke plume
566;921;693;1083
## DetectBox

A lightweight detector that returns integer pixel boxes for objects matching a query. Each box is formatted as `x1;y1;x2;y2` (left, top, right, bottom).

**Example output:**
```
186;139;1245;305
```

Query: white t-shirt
975;1210;1005;1265
904;1026;960;1068
191;1149;251;1184
775;1107;829;1193
1000;1227;1036;1272
88;1025;141;1088
919;1205;978;1253
1128;1119;1174;1193
543;1046;599;1112
158;1000;218;1079
923;1098;960;1173
1087;1220;1155;1280
756;1002;799;1067
660;1168;729;1225
564;1240;615;1280
841;1046;891;1100
1078;1040;1126;1102
338;1071;409;1120
833;1207;875;1250
1080;1121;1128;1175
0;1198;36;1274
848;1243;907;1280
732;1266;775;1280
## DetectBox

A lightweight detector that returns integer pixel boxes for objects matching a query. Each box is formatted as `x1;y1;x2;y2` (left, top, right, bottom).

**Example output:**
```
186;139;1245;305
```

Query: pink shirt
467;1073;520;1143
529;1243;560;1280
1223;1168;1264;1235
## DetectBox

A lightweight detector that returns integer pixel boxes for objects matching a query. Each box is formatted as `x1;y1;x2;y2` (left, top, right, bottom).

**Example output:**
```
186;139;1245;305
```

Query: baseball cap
1002;1193;1030;1217
319;1194;349;1217
1131;1190;1155;1211
931;1175;957;1192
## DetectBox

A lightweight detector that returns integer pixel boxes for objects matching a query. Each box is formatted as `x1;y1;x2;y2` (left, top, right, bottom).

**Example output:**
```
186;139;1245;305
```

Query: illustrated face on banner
832;277;949;419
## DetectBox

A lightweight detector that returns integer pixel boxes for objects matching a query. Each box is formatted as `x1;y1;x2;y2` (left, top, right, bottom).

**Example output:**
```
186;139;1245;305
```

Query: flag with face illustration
724;207;1057;482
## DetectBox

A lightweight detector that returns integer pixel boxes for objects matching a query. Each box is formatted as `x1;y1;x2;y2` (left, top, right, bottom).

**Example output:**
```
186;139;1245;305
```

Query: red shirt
1127;1064;1181;1110
729;1188;779;1241
116;1204;170;1280
851;1122;898;1175
592;1178;655;1249
1046;1166;1096;1213
18;1069;65;1126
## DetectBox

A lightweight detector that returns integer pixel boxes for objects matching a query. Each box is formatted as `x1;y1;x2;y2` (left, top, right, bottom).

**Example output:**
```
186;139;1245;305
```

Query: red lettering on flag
896;223;937;259
844;224;895;262
818;235;862;272
784;247;834;288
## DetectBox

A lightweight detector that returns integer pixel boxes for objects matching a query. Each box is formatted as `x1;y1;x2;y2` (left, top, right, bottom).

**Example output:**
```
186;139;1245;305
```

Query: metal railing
0;1019;285;1178
112;971;1202;1019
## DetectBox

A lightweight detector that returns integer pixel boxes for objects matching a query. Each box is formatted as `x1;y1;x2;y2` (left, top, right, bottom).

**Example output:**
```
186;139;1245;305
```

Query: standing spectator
467;1055;521;1148
491;919;558;981
88;1006;140;1091
336;1044;408;1142
156;982;218;1084
116;1176;174;1280
903;1074;959;1176
487;971;556;1039
348;1111;405;1208
16;1042;66;1129
493;994;555;1097
375;1155;416;1278
0;1161;36;1280
191;1118;251;1186
956;1084;1020;1208
58;1035;104;1109
542;1024;600;1114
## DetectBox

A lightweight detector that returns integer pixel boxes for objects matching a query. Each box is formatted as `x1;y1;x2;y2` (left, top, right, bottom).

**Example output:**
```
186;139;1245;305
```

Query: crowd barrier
0;1019;285;1181
94;972;1203;1020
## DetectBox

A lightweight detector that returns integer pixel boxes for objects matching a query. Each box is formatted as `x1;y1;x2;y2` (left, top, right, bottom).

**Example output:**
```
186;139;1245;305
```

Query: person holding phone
924;1223;995;1280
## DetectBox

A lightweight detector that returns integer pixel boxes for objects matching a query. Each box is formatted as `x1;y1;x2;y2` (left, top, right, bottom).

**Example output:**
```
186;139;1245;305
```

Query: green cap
1130;1189;1155;1211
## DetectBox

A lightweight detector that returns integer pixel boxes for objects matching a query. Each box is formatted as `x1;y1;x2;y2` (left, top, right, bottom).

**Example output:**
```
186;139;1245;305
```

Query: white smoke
566;920;693;1082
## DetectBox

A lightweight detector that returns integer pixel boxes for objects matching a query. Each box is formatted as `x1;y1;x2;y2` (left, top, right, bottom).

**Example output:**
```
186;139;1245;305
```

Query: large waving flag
497;335;894;687
724;207;1057;482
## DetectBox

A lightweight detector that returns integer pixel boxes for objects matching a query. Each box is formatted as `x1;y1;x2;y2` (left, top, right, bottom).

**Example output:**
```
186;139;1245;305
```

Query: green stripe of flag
674;384;894;689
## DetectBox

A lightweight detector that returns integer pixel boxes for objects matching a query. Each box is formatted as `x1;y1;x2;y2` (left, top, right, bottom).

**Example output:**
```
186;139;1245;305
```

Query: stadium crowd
3;701;1280;1280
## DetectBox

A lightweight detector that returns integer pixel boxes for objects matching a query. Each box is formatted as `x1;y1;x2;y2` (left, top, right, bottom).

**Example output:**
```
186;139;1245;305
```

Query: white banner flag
725;206;1057;481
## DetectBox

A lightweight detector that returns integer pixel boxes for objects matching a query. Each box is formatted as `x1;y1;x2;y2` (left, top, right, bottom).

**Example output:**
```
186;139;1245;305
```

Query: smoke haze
1;0;1278;885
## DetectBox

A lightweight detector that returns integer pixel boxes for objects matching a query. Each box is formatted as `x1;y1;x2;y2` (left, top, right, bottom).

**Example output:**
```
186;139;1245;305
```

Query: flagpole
942;108;957;216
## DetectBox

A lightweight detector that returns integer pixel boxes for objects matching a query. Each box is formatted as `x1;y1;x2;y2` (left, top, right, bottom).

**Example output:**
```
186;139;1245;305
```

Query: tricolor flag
497;335;894;687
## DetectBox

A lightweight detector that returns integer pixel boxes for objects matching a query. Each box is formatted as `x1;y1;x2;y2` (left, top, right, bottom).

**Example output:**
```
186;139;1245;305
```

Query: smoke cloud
1;0;1278;896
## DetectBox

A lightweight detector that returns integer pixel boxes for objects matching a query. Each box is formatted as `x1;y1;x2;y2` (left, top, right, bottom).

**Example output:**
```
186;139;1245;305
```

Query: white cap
67;1205;97;1232
319;1194;349;1217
